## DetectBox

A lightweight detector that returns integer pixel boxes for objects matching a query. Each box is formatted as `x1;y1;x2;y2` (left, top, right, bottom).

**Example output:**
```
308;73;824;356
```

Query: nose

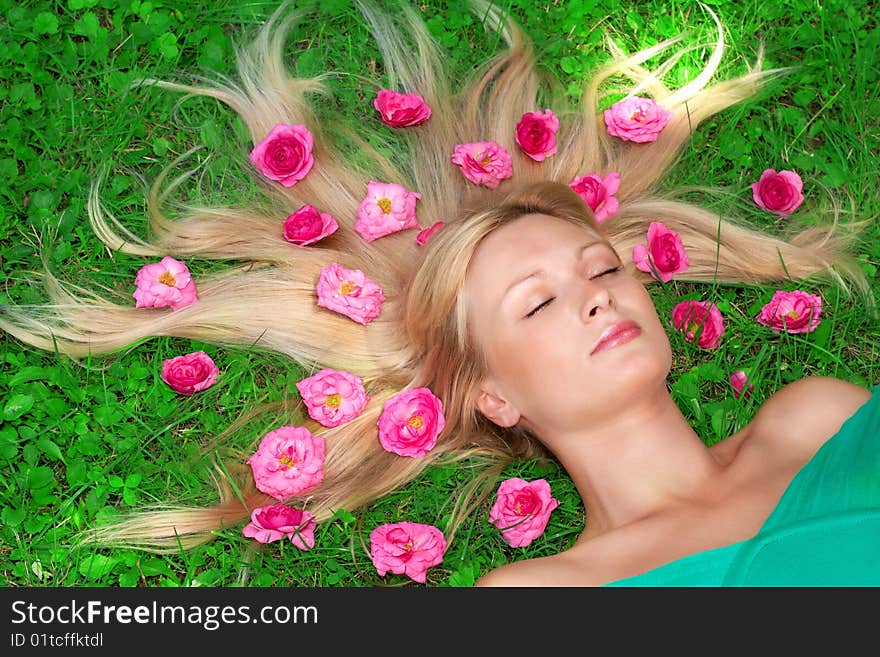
579;279;613;322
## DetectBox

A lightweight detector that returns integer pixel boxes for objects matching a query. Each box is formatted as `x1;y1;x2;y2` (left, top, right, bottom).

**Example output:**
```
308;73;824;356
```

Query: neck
547;384;724;536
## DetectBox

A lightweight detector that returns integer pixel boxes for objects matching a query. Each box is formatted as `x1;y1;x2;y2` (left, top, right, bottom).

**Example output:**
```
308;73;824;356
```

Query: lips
590;319;642;356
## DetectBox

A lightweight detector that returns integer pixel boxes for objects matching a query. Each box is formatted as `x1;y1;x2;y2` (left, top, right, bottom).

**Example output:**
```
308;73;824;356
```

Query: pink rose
249;123;315;187
369;521;446;583
246;426;326;501
416;221;445;246
604;96;672;143
295;367;369;428
730;370;754;400
751;168;804;216
631;221;690;282
133;256;198;311
377;387;445;458
242;504;316;550
315;262;386;325
161;350;220;395
355;181;422;243
283;204;339;246
568;171;620;223
451;141;513;189
488;477;559;548
372;89;432;128
756;289;822;334
515;109;559;161
670;300;725;350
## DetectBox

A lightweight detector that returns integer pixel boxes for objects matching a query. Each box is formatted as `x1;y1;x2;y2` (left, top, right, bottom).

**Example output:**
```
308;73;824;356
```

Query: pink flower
730;370;754;400
631;221;690;282
315;262;386;325
670;300;725;350
416;221;445;246
568;171;620;223
295;368;369;428
369;521;446;583
488;477;559;548
249;123;315;187
355;181;422;243
246;426;326;501
377;387;445;458
133;256;198;311
451;141;513;189
756;289;822;334
372;89;432;128
242;504;316;550
161;350;220;395
604;96;672;143
751;168;804;216
515;109;559;161
283;204;338;246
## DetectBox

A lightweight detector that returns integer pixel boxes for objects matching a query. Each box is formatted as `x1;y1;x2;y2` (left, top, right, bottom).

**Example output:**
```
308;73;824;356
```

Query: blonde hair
1;0;872;551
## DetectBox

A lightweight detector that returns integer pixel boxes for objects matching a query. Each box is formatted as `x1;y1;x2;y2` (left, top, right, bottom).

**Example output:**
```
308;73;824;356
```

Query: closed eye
593;266;623;279
524;266;623;318
525;297;553;318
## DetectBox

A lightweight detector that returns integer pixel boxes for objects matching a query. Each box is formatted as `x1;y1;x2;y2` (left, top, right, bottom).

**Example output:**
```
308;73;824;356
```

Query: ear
475;379;521;428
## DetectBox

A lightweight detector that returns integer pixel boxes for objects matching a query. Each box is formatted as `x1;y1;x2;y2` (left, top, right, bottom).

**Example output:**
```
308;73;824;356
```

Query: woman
453;186;878;585
2;0;877;585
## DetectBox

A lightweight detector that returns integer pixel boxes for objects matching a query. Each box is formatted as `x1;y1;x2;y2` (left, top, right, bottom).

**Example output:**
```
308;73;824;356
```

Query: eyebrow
501;241;608;303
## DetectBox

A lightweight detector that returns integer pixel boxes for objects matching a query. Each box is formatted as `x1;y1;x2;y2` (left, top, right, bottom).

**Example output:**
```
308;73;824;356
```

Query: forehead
469;213;601;279
464;213;608;317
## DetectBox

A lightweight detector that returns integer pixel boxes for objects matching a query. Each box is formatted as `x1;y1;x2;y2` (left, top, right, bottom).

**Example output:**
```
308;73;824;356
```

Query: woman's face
464;213;672;439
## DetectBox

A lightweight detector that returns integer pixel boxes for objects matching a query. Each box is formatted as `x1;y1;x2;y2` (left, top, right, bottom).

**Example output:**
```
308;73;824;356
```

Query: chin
605;341;671;396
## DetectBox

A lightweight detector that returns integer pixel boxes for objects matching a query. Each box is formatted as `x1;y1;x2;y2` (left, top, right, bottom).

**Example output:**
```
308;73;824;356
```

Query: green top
605;384;880;586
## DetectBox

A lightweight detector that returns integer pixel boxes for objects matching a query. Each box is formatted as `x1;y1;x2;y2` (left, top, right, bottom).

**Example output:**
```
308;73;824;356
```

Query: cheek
489;328;555;379
627;282;665;327
484;326;575;416
507;330;589;411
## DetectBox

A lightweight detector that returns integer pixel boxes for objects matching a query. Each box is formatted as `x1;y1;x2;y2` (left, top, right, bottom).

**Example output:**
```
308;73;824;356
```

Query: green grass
1;0;878;587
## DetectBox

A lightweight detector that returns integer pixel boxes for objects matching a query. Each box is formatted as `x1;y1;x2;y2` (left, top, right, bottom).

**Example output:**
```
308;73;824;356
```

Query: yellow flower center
786;310;800;320
158;271;176;286
408;414;424;430
630;108;647;123
478;153;492;167
377;197;392;214
278;454;297;469
686;321;701;337
325;393;341;408
340;281;356;296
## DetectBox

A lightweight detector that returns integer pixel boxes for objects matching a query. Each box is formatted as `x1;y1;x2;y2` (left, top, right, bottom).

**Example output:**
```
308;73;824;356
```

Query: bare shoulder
474;550;603;587
473;561;537;587
474;556;569;588
750;375;873;459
